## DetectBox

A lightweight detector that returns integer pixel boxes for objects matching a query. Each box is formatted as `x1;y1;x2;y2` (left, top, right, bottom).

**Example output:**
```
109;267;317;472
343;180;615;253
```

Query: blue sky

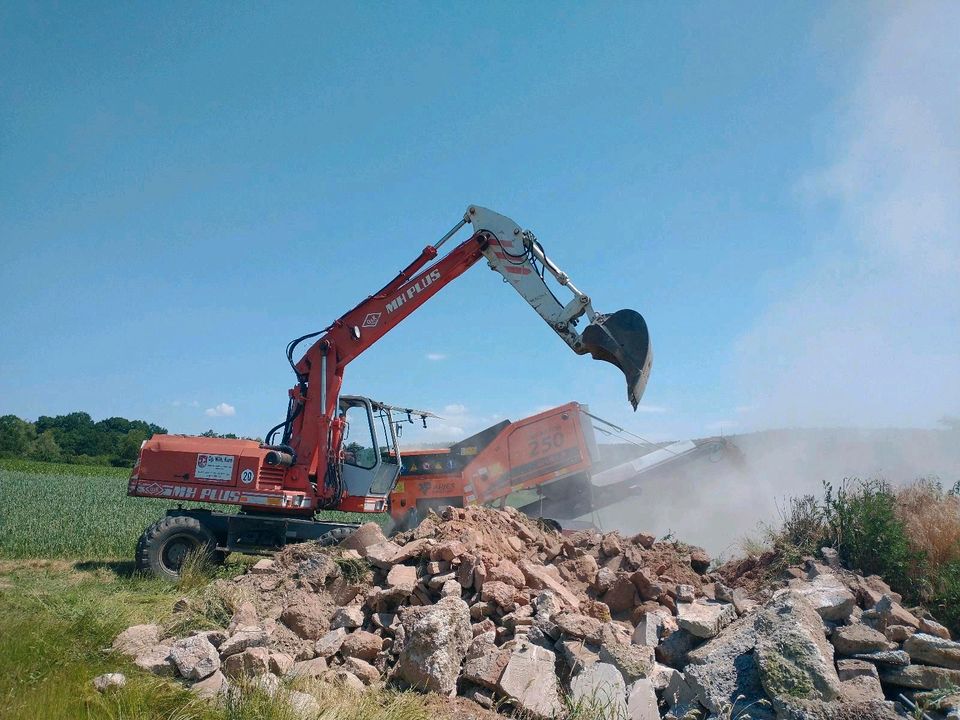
1;2;957;444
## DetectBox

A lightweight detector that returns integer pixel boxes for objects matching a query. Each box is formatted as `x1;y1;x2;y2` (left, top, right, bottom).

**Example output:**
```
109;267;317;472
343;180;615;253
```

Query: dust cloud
583;5;960;556
587;427;960;557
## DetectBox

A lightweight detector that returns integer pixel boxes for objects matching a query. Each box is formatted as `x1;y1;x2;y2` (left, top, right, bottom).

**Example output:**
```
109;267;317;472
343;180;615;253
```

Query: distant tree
95;416;132;435
36;411;105;456
28;430;62;462
0;415;35;454
1;411;168;466
200;430;240;439
118;429;149;464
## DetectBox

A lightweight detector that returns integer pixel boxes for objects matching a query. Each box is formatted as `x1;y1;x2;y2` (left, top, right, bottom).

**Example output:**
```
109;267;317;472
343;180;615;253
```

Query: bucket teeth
580;309;653;410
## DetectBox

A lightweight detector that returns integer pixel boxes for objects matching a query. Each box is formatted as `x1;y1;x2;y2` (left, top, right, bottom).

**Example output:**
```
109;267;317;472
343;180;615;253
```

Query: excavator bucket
581;309;653;410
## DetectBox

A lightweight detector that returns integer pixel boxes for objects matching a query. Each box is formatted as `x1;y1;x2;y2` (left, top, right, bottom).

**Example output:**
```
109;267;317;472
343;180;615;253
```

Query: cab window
342;403;377;469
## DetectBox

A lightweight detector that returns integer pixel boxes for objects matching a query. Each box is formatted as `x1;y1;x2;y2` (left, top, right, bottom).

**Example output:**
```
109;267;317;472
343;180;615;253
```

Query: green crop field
0;458;386;561
0;458;210;560
0;459;429;720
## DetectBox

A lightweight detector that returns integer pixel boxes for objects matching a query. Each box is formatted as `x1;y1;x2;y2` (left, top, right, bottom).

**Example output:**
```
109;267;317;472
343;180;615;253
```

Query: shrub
769;477;960;637
771;494;828;564
823;478;922;596
896;479;960;569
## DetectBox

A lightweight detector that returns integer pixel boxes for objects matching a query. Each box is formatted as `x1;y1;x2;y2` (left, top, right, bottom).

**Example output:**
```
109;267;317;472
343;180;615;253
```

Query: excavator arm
468;206;652;408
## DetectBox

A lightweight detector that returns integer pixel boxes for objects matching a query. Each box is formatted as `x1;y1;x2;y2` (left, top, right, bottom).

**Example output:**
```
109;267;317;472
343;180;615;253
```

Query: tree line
0;412;244;467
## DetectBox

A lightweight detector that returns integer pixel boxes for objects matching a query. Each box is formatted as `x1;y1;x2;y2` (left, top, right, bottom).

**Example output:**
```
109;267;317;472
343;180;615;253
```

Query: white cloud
636;404;668;414
705;419;738;432
441;403;466;416
734;4;960;429
205;402;236;417
425;353;447;361
173;400;200;408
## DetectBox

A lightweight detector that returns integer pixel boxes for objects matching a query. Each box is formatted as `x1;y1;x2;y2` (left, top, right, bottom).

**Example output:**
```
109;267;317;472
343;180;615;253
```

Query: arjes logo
386;269;441;313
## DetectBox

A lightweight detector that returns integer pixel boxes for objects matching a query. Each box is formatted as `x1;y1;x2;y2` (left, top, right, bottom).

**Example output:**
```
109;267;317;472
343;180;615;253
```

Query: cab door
339;396;401;502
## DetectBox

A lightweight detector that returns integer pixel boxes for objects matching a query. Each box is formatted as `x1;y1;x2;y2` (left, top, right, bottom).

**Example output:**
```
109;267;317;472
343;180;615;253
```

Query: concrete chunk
837;659;879;682
169;635;220;680
570;662;627;720
831;623;894;656
92;673;126;692
113;624;161;657
599;641;655;683
852;649;910;666
364;540;402;569
497;640;564;720
677;601;737;639
313;627;347;657
218;625;268;658
330;605;364;630
632;613;662;647
904;632;960;670
520;560;581;610
397;596;472;696
133;645;175;676
626;678;660;720
386;564;417;593
788;573;856;621
879;664;960;689
462;636;511;690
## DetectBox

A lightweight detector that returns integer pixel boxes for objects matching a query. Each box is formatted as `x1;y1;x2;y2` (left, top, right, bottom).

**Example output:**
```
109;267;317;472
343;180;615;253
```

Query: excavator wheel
136;515;224;580
315;526;357;547
535;517;563;534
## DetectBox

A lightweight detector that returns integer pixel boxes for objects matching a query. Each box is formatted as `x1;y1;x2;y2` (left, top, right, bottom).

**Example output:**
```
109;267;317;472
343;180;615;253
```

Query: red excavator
129;205;652;577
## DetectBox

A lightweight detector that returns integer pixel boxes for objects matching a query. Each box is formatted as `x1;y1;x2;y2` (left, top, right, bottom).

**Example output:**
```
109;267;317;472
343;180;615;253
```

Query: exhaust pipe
264;449;295;467
580;309;653;410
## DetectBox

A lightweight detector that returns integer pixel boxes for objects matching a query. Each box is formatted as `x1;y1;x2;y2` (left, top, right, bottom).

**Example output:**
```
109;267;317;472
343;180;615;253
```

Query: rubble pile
106;506;960;719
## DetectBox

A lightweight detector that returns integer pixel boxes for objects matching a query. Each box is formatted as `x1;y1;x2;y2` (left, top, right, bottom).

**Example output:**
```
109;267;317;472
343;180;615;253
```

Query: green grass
0;561;454;720
0;458;387;561
0;458;222;560
0;459;445;719
0;559;190;719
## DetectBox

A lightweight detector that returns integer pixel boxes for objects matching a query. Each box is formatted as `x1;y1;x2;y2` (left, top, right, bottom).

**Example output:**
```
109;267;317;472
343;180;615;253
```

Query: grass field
0;560;457;720
0;458;221;559
0;458;384;561
0;460;457;720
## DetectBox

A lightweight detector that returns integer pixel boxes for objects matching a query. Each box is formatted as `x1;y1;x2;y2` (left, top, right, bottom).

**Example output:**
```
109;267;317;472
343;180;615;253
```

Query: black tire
135;515;221;580
315;526;357;547
537;517;563;533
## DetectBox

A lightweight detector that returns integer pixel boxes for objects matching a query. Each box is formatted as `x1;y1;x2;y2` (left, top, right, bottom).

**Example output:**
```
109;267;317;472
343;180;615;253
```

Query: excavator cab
339;396;402;510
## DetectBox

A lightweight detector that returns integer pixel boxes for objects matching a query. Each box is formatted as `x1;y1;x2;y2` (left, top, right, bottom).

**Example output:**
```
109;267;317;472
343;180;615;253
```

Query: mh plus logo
362;312;381;328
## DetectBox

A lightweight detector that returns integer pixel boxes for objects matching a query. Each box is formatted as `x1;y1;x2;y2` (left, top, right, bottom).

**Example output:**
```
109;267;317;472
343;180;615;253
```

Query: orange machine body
128;435;316;512
389;402;598;524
